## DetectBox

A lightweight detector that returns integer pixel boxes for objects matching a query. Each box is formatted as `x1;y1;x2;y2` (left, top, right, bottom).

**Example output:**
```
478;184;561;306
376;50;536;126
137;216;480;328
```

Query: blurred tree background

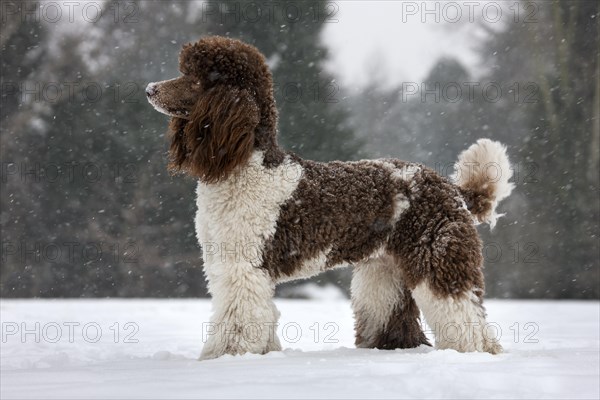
1;0;598;299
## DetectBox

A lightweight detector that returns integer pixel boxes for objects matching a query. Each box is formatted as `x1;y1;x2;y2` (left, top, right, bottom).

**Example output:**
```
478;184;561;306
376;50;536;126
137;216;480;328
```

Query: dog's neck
254;117;287;169
199;149;298;191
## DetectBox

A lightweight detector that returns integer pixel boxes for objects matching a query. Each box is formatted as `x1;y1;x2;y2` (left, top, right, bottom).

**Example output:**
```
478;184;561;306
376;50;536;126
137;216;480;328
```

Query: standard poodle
146;36;514;360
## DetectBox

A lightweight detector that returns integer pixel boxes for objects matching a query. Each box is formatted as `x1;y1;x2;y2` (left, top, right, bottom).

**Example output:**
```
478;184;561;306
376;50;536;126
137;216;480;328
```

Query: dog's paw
484;340;503;355
198;349;223;361
265;336;282;352
199;338;281;361
198;339;223;360
198;346;278;361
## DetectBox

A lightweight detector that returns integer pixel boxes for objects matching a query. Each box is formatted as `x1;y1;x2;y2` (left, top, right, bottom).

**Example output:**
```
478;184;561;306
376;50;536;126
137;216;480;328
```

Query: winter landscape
1;1;599;399
2;295;599;399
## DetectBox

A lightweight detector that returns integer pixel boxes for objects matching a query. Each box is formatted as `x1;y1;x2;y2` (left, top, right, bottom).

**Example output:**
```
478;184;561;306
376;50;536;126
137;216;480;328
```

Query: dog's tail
453;139;514;228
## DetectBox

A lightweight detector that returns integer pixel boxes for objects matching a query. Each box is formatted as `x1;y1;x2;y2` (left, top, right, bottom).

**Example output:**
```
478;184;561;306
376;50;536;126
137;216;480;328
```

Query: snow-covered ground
1;298;598;399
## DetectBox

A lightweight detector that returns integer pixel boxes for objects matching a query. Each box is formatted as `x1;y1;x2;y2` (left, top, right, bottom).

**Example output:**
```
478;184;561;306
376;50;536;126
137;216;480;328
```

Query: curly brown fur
146;36;513;359
178;38;281;157
386;164;486;299
169;86;259;183
149;37;282;183
260;157;401;279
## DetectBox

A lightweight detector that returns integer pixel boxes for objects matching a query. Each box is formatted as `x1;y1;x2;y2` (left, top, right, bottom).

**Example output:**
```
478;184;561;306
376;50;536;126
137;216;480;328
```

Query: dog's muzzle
145;83;158;97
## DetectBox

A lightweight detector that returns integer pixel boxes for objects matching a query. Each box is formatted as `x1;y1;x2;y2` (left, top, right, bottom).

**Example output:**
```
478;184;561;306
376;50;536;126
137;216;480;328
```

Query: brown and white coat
146;36;513;360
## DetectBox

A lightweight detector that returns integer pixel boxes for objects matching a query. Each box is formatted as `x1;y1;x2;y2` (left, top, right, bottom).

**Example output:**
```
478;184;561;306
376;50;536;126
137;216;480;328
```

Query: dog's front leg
200;263;281;360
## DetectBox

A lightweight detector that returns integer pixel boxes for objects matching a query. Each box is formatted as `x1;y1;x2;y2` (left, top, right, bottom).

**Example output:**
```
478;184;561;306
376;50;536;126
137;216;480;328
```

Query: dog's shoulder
194;150;303;244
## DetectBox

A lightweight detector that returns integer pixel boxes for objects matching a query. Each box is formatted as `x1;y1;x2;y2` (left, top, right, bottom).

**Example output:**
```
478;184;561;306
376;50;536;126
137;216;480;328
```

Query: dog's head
146;36;277;183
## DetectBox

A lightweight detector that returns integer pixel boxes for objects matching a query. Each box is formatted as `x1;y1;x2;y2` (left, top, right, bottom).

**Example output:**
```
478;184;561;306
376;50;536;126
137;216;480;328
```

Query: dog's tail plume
453;139;514;228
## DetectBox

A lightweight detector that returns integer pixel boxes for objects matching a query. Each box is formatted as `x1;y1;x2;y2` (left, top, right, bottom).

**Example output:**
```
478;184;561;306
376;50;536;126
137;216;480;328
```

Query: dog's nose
145;83;157;97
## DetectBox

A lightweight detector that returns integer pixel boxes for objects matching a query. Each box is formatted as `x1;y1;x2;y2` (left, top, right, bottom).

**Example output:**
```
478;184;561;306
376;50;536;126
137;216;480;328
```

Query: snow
279;282;348;300
1;299;598;399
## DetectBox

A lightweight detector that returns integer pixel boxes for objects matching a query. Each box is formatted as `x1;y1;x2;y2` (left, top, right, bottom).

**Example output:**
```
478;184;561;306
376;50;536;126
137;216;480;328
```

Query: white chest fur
194;151;303;274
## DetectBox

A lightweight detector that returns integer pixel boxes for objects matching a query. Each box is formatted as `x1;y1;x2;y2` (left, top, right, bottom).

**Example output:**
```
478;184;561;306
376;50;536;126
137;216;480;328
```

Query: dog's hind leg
398;220;503;354
411;280;502;354
351;253;430;350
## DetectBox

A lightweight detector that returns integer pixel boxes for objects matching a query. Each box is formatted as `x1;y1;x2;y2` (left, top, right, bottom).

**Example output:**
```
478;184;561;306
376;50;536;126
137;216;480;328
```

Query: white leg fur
351;252;404;346
196;151;303;360
199;268;281;360
411;282;502;354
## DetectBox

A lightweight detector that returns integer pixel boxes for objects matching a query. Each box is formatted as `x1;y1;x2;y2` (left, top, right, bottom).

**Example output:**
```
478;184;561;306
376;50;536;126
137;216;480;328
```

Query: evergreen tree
1;2;54;296
1;1;209;297
478;0;599;298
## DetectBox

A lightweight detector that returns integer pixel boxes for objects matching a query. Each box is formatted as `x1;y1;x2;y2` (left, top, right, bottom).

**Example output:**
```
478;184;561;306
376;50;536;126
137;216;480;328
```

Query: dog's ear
168;86;259;183
168;116;190;172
